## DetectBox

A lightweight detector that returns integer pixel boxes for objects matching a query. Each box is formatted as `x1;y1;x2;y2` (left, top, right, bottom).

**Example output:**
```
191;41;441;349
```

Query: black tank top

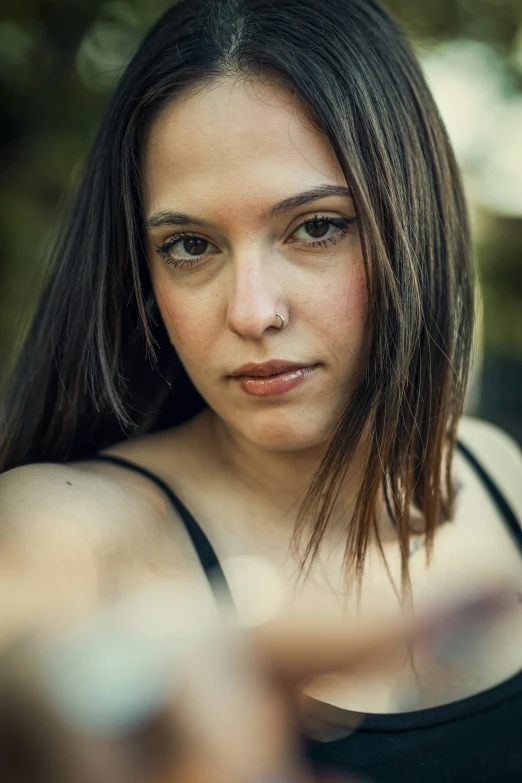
86;440;522;782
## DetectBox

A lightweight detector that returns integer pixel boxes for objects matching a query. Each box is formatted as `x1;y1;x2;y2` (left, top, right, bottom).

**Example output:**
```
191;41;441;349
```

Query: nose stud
270;312;285;331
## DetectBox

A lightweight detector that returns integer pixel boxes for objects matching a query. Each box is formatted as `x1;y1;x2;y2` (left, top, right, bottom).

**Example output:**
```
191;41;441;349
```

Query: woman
1;0;522;780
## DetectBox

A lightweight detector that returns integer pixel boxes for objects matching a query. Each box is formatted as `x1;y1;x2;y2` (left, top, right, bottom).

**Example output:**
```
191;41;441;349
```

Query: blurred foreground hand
0;552;516;783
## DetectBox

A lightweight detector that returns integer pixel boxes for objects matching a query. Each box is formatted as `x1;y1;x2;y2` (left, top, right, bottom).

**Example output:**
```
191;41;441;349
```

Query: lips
230;361;321;398
230;360;316;378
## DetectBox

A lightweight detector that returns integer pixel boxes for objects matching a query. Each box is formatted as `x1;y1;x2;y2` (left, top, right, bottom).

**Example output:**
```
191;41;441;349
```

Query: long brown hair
0;0;475;592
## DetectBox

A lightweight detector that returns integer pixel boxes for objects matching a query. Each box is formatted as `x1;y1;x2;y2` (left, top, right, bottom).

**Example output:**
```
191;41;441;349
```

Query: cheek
152;279;217;361
315;258;369;346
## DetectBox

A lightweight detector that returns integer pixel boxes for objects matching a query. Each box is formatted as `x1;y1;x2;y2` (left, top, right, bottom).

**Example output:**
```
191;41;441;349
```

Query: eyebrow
143;184;353;231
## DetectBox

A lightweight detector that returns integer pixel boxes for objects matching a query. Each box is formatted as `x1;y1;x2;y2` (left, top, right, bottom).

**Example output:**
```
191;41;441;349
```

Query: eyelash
154;214;357;270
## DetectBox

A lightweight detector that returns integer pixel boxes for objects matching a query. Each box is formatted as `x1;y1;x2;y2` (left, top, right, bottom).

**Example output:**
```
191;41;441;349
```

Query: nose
226;248;284;339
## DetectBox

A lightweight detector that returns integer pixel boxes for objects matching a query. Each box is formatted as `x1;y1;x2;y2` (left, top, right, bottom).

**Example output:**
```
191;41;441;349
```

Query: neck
206;409;369;525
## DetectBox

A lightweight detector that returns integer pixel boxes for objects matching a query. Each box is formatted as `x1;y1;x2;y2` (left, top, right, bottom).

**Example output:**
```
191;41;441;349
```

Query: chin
234;407;336;453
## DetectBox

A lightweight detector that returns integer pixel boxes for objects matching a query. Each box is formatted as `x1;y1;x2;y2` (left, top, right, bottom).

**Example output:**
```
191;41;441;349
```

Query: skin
142;75;370;512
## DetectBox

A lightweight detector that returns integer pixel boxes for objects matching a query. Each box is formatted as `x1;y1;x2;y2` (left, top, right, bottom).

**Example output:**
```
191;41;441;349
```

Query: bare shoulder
0;459;199;588
1;460;125;509
456;415;522;521
0;461;157;539
0;460;222;646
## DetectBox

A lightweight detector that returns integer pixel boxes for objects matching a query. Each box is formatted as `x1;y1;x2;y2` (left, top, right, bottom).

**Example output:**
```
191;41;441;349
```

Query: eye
154;231;218;270
290;214;357;249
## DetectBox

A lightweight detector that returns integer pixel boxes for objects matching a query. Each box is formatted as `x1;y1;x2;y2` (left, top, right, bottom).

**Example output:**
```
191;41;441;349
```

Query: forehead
141;76;347;223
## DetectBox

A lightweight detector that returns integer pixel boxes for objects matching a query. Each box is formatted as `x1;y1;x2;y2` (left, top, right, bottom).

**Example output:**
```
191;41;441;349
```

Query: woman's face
142;76;368;452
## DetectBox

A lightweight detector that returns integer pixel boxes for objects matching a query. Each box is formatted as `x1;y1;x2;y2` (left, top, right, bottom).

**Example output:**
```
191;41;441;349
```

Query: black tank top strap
85;453;236;613
456;438;522;553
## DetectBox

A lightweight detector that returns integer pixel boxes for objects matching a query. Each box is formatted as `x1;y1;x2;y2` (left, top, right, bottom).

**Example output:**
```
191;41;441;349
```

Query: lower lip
233;365;320;397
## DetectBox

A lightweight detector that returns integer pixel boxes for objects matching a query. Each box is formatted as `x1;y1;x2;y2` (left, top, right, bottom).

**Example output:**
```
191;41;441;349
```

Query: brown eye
291;215;356;249
304;219;332;239
155;232;218;269
181;238;209;256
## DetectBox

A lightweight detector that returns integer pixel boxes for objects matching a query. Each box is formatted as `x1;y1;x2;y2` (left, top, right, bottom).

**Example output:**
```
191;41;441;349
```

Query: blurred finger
248;574;517;687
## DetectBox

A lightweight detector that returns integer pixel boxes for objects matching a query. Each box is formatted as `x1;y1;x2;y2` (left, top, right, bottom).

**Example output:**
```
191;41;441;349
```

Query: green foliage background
1;0;521;439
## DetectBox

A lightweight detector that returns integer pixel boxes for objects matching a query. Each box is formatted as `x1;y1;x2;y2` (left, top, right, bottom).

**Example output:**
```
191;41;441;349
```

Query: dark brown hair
0;0;475;592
